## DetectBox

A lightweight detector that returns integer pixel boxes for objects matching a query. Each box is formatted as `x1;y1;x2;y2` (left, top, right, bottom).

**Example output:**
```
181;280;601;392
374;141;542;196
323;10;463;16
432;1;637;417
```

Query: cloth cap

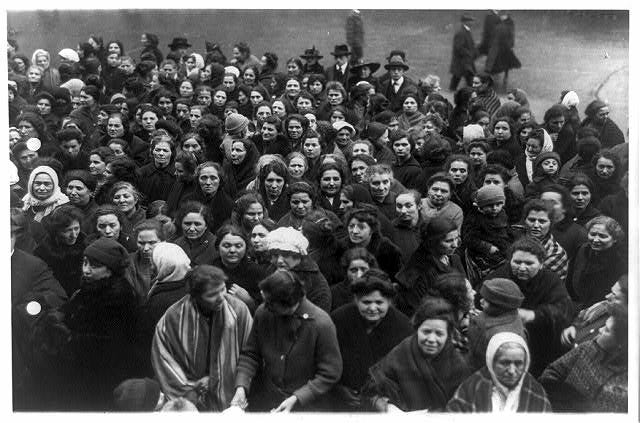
266;227;309;256
475;184;506;207
113;378;161;411
224;113;249;134
480;278;524;310
58;48;80;63
332;120;355;135
84;237;129;272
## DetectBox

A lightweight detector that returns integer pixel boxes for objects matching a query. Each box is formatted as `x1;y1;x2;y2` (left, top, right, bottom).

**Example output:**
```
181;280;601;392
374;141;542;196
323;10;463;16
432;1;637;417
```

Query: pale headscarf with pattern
21;166;69;222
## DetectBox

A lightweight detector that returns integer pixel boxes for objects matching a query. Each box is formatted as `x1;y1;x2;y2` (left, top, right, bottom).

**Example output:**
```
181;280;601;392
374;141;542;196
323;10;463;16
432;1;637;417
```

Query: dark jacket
341;233;404;284
136;162;176;204
183;188;234;234
450;25;478;77
99;132;149;166
573;203;601;227
551;216;588;261
252;133;292;157
166;179;196;218
392;156;423;190
484;17;521;74
173;230;219;266
462;209;513;268
33;232;87;297
325;63;352;91
212;256;269;313
465;310;526;370
379;77;421;113
581;117;625;149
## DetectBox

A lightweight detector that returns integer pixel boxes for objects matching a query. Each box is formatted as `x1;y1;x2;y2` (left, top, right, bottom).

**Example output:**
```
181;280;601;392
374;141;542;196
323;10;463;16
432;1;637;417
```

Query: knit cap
224;113;249;134
480;278;525;310
533;151;561;169
113;378;161;411
65;170;97;192
83;237;130;272
475;184;506;207
58;48;80;63
266;227;309;256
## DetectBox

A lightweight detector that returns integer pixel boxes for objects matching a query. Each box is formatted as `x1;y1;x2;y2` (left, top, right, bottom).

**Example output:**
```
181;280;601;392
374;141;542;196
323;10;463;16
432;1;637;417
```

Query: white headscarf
22;166;69;222
31;48;50;70
151;242;191;283
485;332;530;412
561;91;580;108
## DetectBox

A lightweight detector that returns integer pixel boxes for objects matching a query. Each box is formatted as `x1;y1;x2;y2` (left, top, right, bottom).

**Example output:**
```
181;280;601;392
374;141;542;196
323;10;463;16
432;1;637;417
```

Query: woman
31;49;60;92
420;173;464;230
307;73;327;107
248;218;277;266
136;132;176;203
361;296;472;412
101;112;148;166
178;79;195;103
222;138;259;198
34;205;86;296
22;165;70;240
277;181;341;231
257;158;290;222
540;305;628;412
391;190;423;263
183;162;234;233
25;65;45;104
166;151;198;217
316;81;349;121
172;201;219;266
568;216;627;311
87;204;136;252
588;151;623;206
212;224;269;313
488;116;521;162
286;151;308;183
444;154;476;215
316;161;345;215
331;269;413;410
16;111;57;156
486;237;573;376
127;219;165;302
35;92;61;135
231;269;341;412
111;181;146;232
283;114;309;151
63;170;98;233
397;93;426;131
279;77;302;114
330;247;379;311
447;332;551;412
395;216;465;317
135;105;163;143
539;184;588;261
567;174;601;226
580;100;625;149
229;192;269;239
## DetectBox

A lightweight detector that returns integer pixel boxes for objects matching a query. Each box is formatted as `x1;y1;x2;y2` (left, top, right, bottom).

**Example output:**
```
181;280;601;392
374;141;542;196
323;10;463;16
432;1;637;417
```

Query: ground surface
7;9;629;133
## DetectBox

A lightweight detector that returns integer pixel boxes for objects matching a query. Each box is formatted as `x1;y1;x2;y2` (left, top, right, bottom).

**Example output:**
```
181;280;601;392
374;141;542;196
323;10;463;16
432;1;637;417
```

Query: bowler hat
350;58;381;74
300;46;323;59
331;44;351;57
461;14;475;22
168;37;191;49
384;55;409;71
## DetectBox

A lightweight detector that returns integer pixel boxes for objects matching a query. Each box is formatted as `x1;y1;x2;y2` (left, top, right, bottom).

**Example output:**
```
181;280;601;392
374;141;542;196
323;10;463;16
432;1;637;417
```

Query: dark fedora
168;37;191;49
350;59;381;74
461;14;475;22
384;54;409;71
331;44;351;57
300;46;323;59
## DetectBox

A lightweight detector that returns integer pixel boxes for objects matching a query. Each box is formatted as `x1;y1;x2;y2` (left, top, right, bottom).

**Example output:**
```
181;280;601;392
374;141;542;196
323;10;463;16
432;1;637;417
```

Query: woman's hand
272;395;297;412
230;387;248;409
560;326;576;347
228;284;252;304
518;308;536;323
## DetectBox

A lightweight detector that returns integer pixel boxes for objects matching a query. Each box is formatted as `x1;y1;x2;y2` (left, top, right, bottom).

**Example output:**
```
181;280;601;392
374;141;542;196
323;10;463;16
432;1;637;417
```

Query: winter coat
173;230;219;266
581;117;625;149
551;216;588;261
485;17;521;74
267;256;332;313
33;232;86;297
598;190;628;236
166;179;196;218
183;188;234;234
462;209;513;268
379;78;421;113
392;156;423;190
450;25;478;77
465;310;526;370
136;162;176;204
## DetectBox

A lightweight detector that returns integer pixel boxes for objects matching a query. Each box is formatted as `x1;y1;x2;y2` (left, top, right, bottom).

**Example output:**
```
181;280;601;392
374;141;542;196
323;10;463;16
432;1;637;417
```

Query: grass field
7;9;629;133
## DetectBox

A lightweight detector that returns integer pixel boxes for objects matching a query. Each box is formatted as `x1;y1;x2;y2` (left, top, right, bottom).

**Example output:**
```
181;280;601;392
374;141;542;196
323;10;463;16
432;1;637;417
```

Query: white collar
463;24;471;31
393;76;404;86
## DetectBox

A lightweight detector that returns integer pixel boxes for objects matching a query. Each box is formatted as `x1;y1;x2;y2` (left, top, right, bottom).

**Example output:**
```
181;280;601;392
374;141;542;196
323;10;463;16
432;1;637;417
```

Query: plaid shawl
542;234;569;282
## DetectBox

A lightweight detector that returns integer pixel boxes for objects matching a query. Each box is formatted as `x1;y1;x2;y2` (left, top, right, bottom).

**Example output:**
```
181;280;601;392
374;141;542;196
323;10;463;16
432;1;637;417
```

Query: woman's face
9;129;21;148
352;142;371;157
320;169;342;197
428;181;451;206
588;223;615;251
296;97;313;114
346;258;370;283
493;344;527;389
230;141;248;165
287;61;301;76
339;192;354;213
80;91;96;108
107;117;125;138
303;137;322;160
189;108;203;127
153;141;172;166
35;54;49;69
519;112;532;125
493;120;511;140
66;180;91;206
264;171;285;199
14;57;26;73
176;103;190;120
88;154;107;176
213;90;227;107
182;212;207;239
525;138;543;156
448;160;469;185
272;101;286;118
285;79;301;97
96;214;121;239
336;128;352;147
219;234;247;266
250;90;265;106
197;90;212;106
18;119;38;139
82;257;112;281
157;96;173;115
179;81;194;98
31;173;54;201
250;224;270;252
347;218;373;247
198;166;220;195
309;80;324;95
257;106;272;122
58;220;81;246
18;149;38;170
137;229;161;258
518;126;533;142
402;96;418;114
223;75;236;91
524;210;551;239
288;157;306;179
438;229;460;256
271;250;302;271
290;192;313;218
113;187;137;214
182;137;202;155
200;65;212;81
287;119;303;140
510;250;542;281
141;111;159;132
36;98;52;116
417;318;448;357
356;290;390;324
242;202;264;228
185;56;196;71
330;110;346;124
243;68;256;84
108;42;121;56
350;159;368;184
468;147;487;166
570;184;591;210
327;89;344;106
595;157;615;179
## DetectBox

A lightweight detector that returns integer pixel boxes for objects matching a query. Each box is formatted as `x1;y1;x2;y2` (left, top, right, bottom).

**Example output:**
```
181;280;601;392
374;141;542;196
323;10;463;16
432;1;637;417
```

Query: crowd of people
8;14;629;413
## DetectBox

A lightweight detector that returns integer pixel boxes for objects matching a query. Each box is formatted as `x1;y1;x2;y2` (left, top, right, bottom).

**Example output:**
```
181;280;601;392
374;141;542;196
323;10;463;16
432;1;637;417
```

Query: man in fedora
167;37;191;61
380;54;420;113
325;44;352;90
449;14;479;91
300;46;324;75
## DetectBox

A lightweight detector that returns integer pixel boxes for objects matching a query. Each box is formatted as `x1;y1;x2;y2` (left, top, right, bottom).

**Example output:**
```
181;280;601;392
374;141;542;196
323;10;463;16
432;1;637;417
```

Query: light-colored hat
463;124;485;143
332;120;355;135
58;48;80;63
224;65;240;78
561;91;580;108
266;227;309;256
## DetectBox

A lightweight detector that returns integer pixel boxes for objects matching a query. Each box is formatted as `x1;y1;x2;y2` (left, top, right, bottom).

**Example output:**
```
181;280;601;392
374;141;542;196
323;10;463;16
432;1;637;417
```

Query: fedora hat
461;14;475;23
300;46;323;59
384;54;409;71
168;37;191;49
350;58;381;74
331;44;351;57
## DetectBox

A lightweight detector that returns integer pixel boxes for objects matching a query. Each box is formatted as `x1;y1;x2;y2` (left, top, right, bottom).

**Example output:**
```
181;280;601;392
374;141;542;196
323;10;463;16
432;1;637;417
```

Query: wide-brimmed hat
168;37;191;49
350;58;381;74
384;54;409;71
461;14;475;23
331;44;351;57
300;46;323;59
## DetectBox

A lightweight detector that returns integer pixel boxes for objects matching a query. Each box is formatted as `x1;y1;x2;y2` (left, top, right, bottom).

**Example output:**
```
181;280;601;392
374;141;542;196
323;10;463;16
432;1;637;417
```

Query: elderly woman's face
223;75;236;91
510;250;542;281
219;233;247;266
595;157;615;179
137;229;161;258
356;290;390;323
88;154;107;176
198;166;220;196
417;318;448;357
290;192;313;218
182;212;208;239
113;187;137;214
179;81;194;98
32;173;54;200
346;258;370;283
493;343;526;388
141;111;158;132
107;117;125;138
59;220;81;246
438;229;460;256
272;101;286;118
287;157;306;179
588;223;615;251
287;119;303;140
27;67;42;83
285;79;301;97
402;96;418;114
327;89;344;106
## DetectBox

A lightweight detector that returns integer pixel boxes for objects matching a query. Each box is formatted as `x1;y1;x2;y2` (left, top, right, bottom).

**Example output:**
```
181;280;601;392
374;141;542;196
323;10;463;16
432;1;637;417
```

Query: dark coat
478;12;501;55
183;188;234;234
341;233;404;284
487;134;521;163
392;156;423;190
465;310;526;370
380;78;421;113
553;124;577;166
251;133;292;157
325;63;352;91
484;17;521;74
265;193;290;223
212;256;269;313
166;179;196;217
598;190;628;236
173;230;219;266
136;162;176;204
573;203;601;227
450;25;478;77
462;209;513;268
98;132;149;166
390;217;421;265
551;216;588;261
33;232;87;297
581;118;625;149
290;257;332;313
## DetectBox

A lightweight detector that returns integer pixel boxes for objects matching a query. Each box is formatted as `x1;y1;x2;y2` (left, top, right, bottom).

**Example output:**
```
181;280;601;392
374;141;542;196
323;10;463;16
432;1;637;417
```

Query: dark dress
484;16;521;74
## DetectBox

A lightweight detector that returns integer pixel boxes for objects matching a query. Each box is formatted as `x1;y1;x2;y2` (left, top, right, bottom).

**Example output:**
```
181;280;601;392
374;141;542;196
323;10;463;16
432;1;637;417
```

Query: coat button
302;313;309;319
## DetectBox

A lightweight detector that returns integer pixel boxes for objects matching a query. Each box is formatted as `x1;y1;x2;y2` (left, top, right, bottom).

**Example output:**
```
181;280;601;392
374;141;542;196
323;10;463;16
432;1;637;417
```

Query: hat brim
168;43;191;49
300;54;324;59
384;63;409;70
331;51;351;56
350;63;381;73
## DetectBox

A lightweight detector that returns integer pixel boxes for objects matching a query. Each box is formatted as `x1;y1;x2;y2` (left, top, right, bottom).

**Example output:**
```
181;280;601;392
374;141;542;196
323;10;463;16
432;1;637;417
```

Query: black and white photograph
5;4;635;416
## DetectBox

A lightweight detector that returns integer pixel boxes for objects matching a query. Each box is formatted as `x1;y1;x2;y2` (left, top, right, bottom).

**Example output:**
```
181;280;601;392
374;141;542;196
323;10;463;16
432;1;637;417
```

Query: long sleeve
234;314;262;393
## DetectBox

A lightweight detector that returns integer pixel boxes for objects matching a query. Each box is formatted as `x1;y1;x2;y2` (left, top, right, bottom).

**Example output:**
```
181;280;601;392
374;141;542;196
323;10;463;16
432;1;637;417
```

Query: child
462;185;513;280
524;151;561;199
466;277;526;370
